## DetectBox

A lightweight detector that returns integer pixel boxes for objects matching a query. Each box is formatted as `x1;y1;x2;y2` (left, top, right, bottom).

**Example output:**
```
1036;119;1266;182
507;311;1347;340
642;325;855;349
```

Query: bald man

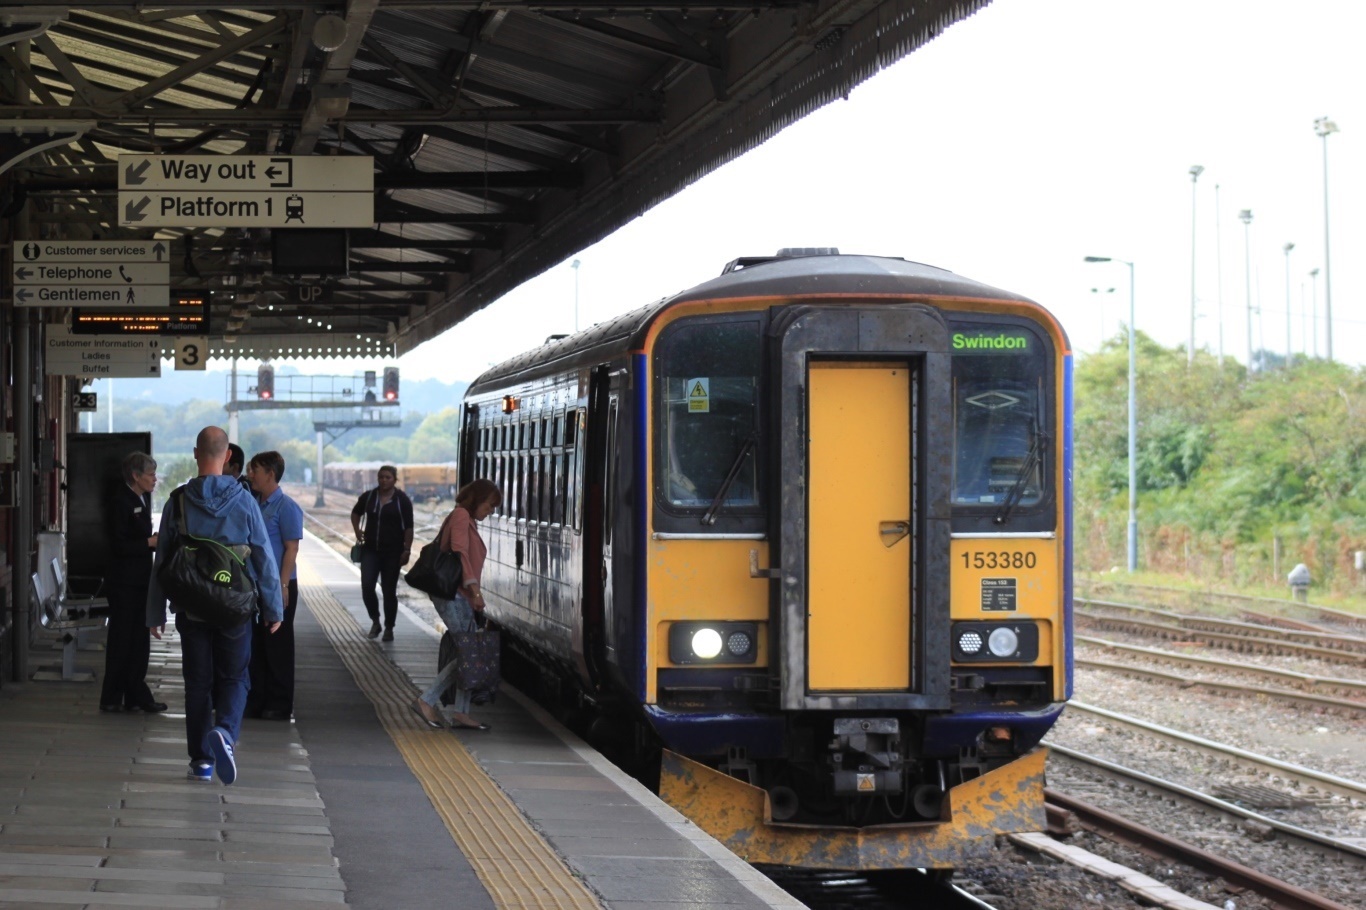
146;426;284;786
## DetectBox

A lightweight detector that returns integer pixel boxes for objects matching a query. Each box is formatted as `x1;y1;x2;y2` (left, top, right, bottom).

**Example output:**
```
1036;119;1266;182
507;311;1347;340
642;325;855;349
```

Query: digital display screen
71;293;209;335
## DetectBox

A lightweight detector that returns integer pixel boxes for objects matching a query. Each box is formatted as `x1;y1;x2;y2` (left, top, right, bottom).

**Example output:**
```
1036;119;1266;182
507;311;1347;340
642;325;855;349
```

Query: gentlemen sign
46;325;161;378
13;240;170;307
118;155;374;228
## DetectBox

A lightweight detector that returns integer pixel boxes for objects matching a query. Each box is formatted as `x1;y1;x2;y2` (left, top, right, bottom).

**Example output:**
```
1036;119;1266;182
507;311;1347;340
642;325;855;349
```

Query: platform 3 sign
117;155;374;228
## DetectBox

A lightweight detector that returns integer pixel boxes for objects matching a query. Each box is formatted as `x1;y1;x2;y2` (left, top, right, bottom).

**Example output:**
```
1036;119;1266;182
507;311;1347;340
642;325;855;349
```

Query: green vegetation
1075;330;1366;598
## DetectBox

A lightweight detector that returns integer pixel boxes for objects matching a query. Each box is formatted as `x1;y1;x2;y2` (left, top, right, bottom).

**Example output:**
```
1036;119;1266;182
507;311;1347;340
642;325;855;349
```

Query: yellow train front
459;250;1073;871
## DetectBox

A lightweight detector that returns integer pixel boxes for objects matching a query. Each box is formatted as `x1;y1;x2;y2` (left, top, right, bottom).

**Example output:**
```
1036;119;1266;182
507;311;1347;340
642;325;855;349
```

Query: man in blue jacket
146;426;283;785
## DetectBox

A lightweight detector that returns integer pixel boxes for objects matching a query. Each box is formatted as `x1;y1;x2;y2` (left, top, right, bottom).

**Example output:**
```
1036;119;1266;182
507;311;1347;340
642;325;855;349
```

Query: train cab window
655;317;763;528
948;320;1053;529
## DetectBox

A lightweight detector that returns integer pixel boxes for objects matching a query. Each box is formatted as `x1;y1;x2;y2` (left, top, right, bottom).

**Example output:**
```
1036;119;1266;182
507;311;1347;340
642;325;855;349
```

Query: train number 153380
961;551;1037;570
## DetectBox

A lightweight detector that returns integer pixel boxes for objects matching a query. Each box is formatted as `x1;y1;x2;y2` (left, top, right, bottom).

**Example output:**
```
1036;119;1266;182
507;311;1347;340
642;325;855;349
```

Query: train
322;462;459;503
457;249;1073;871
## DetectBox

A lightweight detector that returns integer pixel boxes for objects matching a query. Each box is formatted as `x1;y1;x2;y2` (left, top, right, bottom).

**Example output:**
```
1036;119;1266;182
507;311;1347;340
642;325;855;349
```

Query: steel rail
1077;634;1366;698
1062;701;1366;802
1043;786;1360;910
1074;655;1366;716
1075;609;1366;667
1077;597;1366;653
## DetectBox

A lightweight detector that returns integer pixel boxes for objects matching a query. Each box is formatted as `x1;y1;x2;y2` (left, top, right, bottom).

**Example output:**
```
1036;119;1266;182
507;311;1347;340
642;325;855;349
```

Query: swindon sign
117;155;373;228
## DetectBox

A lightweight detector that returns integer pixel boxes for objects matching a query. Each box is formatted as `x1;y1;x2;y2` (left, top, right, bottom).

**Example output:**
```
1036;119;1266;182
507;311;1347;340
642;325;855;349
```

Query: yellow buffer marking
808;362;911;690
298;561;602;910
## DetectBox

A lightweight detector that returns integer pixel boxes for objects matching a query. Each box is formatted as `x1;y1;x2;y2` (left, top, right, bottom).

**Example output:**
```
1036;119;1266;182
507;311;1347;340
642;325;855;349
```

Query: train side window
553;412;564;448
538;453;551;523
552;451;566;526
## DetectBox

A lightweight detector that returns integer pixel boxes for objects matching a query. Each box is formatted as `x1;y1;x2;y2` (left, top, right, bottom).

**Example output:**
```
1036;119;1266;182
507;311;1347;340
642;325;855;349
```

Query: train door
769;305;953;711
581;366;625;689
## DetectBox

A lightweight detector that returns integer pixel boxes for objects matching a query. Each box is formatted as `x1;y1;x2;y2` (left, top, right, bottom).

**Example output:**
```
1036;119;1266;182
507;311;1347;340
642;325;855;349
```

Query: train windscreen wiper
993;422;1047;526
701;431;757;526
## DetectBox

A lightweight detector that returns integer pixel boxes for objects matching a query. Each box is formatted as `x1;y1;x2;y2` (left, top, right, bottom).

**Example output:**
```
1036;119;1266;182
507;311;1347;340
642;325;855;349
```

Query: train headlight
952;621;1038;662
691;628;723;659
668;621;759;664
987;626;1019;658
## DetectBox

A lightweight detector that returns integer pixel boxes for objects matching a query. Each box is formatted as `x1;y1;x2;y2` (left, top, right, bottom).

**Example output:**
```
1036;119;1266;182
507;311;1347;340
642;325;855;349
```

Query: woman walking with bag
409;479;501;731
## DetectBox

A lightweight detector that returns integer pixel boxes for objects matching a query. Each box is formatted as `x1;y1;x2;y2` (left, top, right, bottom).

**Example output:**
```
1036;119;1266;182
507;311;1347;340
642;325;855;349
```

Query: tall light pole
1314;117;1337;361
1215;184;1225;367
1085;255;1137;573
1282;243;1295;367
1309;267;1320;358
1239;209;1254;371
571;258;581;332
1189;165;1204;366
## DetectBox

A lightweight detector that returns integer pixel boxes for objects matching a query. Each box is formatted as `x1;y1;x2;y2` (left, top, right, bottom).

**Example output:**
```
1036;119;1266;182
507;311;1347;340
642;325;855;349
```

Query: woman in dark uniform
99;451;167;713
350;465;413;641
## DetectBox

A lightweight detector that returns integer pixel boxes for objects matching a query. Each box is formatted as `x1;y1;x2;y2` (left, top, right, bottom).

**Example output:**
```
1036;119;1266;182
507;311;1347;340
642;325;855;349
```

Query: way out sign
118;155;373;228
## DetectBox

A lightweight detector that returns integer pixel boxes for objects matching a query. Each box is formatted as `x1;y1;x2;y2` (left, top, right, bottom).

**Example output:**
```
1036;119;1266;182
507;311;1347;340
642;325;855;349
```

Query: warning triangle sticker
689;381;707;398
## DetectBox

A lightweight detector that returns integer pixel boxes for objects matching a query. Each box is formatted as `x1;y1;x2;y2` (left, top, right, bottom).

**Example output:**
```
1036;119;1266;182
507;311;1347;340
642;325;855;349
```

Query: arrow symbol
125;196;150;222
124;159;151;185
15;266;31;280
17;288;31;303
153;241;165;261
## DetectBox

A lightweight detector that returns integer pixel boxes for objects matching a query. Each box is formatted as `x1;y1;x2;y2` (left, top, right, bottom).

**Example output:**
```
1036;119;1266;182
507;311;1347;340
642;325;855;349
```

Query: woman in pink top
410;479;501;731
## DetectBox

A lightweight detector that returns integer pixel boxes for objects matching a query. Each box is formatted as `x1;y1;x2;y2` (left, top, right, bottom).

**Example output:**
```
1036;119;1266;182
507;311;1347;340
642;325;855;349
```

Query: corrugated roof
1;0;991;362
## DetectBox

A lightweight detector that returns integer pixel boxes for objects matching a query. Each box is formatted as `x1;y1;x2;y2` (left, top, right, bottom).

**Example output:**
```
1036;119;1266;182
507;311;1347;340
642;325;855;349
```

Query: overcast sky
326;0;1366;381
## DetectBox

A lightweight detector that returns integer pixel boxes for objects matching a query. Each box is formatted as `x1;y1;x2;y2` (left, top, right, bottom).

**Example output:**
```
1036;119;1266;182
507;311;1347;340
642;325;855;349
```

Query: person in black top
99;451;167;713
351;465;414;641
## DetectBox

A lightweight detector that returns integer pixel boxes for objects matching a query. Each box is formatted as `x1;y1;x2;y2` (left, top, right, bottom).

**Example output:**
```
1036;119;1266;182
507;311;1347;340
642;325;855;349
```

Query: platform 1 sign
118;155;374;228
46;326;161;378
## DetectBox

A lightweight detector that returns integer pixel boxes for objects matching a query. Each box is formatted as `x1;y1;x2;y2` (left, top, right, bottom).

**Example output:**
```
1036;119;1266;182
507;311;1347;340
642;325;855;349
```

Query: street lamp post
1091;286;1115;350
1283;243;1295;367
1189;165;1204;366
1085;255;1138;572
1314;117;1337;361
571;259;581;332
1215;184;1225;367
1239;209;1254;371
1309;267;1320;358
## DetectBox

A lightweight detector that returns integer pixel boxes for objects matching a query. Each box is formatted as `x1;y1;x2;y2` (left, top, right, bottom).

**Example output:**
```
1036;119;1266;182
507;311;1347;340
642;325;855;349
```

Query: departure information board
71;293;209;336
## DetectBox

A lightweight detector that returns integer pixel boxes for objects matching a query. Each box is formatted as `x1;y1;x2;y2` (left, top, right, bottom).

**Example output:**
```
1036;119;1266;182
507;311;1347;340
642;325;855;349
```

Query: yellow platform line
298;562;602;910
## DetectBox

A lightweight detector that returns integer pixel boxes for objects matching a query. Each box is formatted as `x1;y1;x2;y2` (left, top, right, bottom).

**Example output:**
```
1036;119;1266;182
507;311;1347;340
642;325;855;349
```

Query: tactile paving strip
298;562;603;910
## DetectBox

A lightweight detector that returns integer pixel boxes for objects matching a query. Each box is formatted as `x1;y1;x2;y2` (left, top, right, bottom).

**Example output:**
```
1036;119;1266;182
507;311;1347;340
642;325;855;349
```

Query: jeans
247;579;297;715
360;549;402;630
420;592;477;714
178;614;252;761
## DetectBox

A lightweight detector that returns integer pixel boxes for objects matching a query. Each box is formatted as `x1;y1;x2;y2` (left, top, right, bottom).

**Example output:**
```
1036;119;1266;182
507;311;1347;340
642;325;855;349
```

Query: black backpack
156;488;257;628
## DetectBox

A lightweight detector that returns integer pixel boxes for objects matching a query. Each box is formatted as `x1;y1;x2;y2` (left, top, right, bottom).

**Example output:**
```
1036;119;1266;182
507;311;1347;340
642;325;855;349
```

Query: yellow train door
807;362;912;690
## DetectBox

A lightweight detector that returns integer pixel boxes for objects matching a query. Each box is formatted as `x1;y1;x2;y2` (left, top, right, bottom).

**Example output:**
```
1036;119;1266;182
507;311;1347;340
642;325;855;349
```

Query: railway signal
257;363;274;400
383;366;399;401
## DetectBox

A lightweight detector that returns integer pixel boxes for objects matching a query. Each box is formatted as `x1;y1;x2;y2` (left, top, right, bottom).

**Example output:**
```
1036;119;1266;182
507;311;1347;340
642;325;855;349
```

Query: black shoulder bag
156;489;257;628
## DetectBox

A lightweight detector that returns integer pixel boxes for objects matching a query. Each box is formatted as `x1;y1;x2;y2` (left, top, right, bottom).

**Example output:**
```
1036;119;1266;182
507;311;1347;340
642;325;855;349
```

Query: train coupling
829;717;903;794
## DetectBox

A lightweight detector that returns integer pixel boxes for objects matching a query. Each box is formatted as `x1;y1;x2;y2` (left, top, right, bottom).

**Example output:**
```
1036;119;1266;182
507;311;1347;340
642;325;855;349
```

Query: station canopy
2;0;988;360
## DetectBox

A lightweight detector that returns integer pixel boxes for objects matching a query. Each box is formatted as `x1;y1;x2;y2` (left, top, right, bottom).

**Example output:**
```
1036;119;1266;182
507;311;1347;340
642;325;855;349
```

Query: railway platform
0;533;804;910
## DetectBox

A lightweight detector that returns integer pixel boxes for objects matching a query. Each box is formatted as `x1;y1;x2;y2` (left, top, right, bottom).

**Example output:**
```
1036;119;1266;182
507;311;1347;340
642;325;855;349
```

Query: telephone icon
119;265;132;283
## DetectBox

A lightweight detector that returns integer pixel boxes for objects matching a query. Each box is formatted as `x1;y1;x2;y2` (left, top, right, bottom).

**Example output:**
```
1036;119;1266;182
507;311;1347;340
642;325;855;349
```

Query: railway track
1058;700;1366;806
1040;787;1360;910
1076;637;1366;715
1083;580;1366;634
1075;600;1366;667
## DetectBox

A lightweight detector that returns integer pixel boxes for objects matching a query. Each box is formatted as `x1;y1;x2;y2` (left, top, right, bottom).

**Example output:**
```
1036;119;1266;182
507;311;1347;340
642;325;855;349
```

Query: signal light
382;366;399;402
257;363;274;400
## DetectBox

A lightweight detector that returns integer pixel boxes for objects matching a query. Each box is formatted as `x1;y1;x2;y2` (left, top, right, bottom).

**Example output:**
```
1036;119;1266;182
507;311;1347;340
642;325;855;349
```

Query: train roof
469;252;1041;392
